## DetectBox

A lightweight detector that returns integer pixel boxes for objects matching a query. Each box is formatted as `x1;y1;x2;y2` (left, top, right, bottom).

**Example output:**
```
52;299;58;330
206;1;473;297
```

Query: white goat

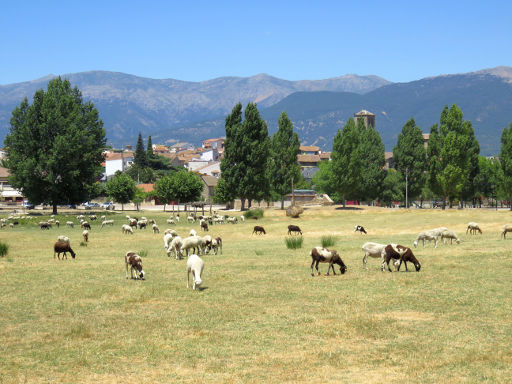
187;254;204;290
66;221;74;228
361;242;388;271
466;222;482;235
180;236;204;257
121;224;133;235
441;229;461;244
101;219;114;228
166;218;176;225
167;236;183;259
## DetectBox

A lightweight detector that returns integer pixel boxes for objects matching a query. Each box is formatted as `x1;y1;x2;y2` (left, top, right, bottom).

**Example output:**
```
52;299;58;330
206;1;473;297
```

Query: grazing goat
382;244;421;272
501;224;512;239
125;251;145;280
361;242;387;270
54;241;76;260
240;215;245;222
152;224;160;234
81;221;91;230
66;221;74;228
39;222;51;230
138;220;147;230
441;230;461;244
164;229;178;237
354;225;367;234
166;218;176;225
201;221;209;232
167;236;183;259
180;236;204;257
187;215;195;223
187;254;204;290
466;222;482;235
287;225;302;235
189;229;197;237
227;217;238;224
310;247;347;276
413;230;439;248
82;230;89;242
212;237;223;255
252;226;266;235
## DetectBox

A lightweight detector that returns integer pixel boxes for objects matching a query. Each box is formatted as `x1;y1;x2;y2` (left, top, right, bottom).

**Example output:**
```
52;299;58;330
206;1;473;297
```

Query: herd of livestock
2;210;512;291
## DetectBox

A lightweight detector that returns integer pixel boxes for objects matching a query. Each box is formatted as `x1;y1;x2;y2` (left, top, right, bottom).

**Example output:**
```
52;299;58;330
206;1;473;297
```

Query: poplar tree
330;118;363;207
500;123;512;209
393;118;427;204
269;111;301;209
238;103;270;208
358;119;385;202
427;124;443;199
134;132;146;167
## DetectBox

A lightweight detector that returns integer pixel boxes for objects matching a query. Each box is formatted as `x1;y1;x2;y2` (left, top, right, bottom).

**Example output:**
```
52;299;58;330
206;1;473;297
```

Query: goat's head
139;269;145;280
455;238;461;244
414;262;421;272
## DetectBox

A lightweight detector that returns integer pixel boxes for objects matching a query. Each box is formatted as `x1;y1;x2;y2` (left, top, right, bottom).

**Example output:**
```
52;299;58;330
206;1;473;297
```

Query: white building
104;152;134;178
194;161;221;177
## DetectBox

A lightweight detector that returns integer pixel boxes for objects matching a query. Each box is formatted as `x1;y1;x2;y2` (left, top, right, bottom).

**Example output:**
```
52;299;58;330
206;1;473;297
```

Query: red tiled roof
300;145;320;152
137;184;154;193
297;154;321;163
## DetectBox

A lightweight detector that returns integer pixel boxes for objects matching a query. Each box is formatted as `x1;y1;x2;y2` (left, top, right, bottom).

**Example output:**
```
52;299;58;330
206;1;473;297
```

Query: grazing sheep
57;235;70;245
163;233;174;250
55;220;60;228
187;215;195;223
212;237;223;255
287;225;302;235
441;230;461;244
100;215;106;220
201;221;209;232
501;224;512;239
240;215;245;222
252;226;266;235
121;224;133;235
164;229;178;237
89;215;97;221
466;222;482;235
54;241;76;260
81;221;91;230
101;219;114;228
66;221;74;228
125;251;145;280
152;224;160;234
310;247;347;276
413;230;439;248
227;217;238;224
82;230;89;242
175;215;180;223
129;218;138;229
76;215;85;221
9;223;14;228
167;236;183;259
39;222;51;230
180;236;204;257
361;242;387;271
354;225;367;234
186;254;204;290
148;219;155;224
382;244;421;272
189;229;197;237
166;218;176;225
430;227;448;237
138;220;147;230
202;235;213;253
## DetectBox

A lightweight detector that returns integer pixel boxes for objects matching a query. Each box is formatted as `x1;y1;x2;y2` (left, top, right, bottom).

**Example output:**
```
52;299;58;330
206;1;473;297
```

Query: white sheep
101;219;114;228
164;229;178;237
501;224;512;239
180;235;204;257
57;235;70;245
163;233;174;250
361;242;388;271
466;222;482;235
152;224;160;234
189;229;197;237
186;254;204;290
187;215;195;223
240;215;245;222
65;221;74;228
441;229;461;244
166;218;176;225
82;230;89;242
413;230;439;248
121;224;133;235
167;236;183;259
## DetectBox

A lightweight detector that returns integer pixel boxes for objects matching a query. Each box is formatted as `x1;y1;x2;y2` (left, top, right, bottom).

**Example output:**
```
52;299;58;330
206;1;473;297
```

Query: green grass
0;207;511;383
320;234;337;247
0;241;8;257
245;208;264;219
285;236;303;249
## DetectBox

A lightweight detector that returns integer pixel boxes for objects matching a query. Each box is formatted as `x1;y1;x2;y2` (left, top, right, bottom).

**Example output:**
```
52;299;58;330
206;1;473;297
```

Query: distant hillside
260;72;512;155
0;71;389;146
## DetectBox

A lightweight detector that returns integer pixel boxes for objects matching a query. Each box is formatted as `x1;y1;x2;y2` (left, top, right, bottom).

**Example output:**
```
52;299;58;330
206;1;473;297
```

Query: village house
200;175;218;203
194;161;221;177
202;138;224;151
104;151;134;179
0;167;23;203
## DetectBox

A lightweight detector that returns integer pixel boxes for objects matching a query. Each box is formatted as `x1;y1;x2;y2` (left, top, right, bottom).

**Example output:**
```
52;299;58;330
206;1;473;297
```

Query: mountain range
1;67;511;154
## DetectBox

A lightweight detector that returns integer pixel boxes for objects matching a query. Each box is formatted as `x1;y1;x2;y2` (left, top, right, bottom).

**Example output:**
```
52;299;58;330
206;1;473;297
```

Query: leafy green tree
427;124;443;199
213;177;233;208
499;123;512;209
330;118;363;206
134;132;147;168
269;111;301;209
474;156;503;208
380;170;404;207
312;160;341;202
154;175;174;212
460;123;480;206
126;165;155;183
358;118;386;202
146;135;154;160
219;103;243;207
132;187;147;211
4;77;106;214
105;172;136;211
393;118;427;205
171;170;204;208
238;103;270;208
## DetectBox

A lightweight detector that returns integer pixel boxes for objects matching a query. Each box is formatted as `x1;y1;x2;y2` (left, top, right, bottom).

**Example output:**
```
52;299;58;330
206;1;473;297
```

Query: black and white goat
310;247;347;276
354;225;367;234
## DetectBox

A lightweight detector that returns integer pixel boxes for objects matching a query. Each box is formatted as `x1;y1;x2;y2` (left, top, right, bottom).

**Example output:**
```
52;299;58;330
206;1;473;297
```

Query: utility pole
405;167;409;209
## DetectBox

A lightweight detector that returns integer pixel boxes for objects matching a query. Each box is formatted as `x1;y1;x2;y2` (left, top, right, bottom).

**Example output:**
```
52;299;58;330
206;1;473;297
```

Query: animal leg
315;260;321;275
311;260;316;276
363;254;368;270
187;269;190;288
126;263;129;279
403;260;409;271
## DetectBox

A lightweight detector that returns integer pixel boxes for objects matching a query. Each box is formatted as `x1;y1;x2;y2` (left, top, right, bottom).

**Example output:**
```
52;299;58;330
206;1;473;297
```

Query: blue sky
1;0;511;85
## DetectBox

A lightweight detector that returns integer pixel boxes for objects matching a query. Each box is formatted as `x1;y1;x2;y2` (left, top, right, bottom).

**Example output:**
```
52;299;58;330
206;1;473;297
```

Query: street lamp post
405;167;409;209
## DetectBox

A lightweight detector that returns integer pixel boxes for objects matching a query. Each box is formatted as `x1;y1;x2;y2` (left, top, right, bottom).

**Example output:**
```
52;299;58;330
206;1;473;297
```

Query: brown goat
252;226;266;235
54;241;76;260
287;225;302;235
310;247;347;276
382;244;421;272
201;221;209;231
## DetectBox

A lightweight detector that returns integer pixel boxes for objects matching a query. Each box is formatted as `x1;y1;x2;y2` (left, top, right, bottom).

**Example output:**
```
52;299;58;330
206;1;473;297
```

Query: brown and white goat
310;247;347;276
125;251;145;280
382;244;421;272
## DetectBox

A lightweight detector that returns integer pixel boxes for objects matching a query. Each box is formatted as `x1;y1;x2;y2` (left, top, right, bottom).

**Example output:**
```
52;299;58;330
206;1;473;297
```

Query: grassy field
0;207;511;383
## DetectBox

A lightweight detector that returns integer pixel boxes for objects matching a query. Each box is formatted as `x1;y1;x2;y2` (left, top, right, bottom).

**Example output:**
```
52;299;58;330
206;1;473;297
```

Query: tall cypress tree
219;103;243;207
269;111;301;209
358;119;385;203
331;118;363;207
238;103;270;208
134;132;147;168
393;118;427;205
146;135;154;161
500;123;512;210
